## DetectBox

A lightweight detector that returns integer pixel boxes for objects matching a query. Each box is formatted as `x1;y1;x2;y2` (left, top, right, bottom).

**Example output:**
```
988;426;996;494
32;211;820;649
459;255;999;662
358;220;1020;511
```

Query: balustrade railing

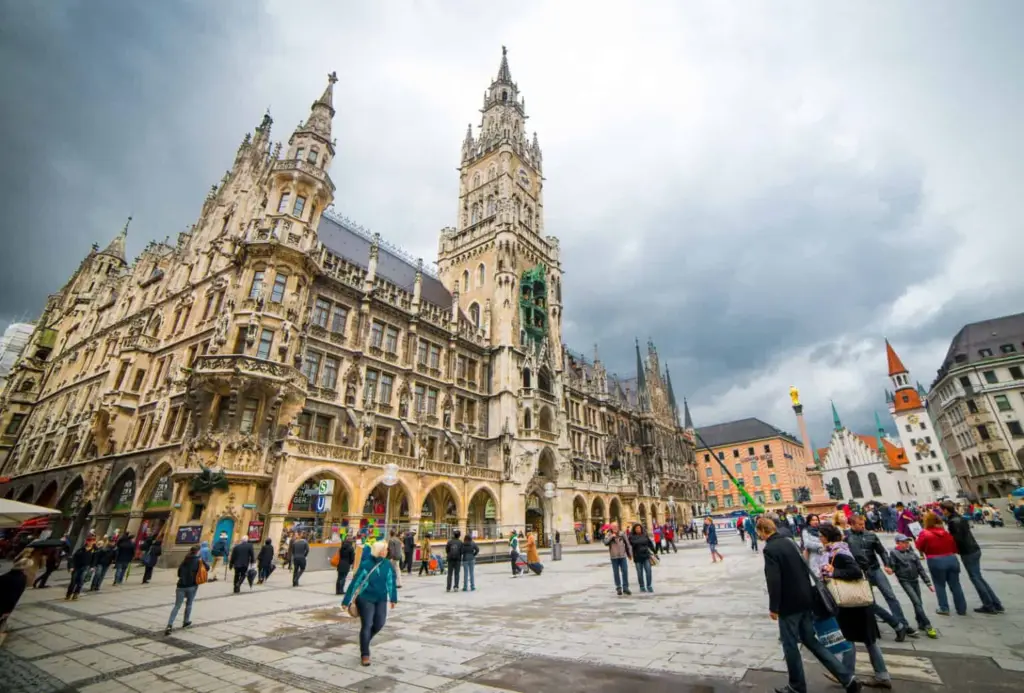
285;439;502;481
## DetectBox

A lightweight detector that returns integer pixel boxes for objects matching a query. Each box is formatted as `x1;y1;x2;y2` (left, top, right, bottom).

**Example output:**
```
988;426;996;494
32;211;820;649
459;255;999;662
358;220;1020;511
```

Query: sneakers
935;609;950;616
924;627;938;639
895;626;908;643
994;605;1006;614
182;621;192;629
164;626;172;636
623;589;632;595
616;588;623;596
975;606;998;615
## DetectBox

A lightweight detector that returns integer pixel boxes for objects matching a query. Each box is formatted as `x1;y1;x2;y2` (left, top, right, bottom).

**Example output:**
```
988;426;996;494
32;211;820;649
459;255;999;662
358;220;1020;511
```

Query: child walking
889;533;938;638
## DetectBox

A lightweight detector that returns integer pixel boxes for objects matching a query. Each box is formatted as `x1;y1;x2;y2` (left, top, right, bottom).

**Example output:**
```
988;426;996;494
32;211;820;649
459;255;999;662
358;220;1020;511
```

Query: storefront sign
247;520;264;541
317;479;334;495
242;503;257;510
145;475;172;509
113;478;135;512
175;525;203;545
314;495;332;513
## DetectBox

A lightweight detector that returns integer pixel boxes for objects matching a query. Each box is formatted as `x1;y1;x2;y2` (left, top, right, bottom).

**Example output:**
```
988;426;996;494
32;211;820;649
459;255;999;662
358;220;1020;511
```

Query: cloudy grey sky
1;0;1022;447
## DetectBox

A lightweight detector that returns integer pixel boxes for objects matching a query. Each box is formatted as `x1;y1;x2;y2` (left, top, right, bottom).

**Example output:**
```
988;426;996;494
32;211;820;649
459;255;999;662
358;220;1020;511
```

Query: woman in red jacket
915;512;967;616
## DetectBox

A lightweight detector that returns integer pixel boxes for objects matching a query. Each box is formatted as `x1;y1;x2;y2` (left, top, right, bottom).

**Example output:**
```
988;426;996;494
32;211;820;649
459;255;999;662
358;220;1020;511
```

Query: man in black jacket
112;534;135;585
228;537;255;593
847;514;910;640
445;530;464;592
941;501;1004;614
402;530;416;575
760;518;859;693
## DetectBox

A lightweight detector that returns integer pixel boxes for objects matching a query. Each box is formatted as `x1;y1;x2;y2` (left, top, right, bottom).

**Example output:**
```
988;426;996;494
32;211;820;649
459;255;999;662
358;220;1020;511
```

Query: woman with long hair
628;523;657;592
802;514;828;576
342;541;398;667
915;511;967;616
819;524;891;688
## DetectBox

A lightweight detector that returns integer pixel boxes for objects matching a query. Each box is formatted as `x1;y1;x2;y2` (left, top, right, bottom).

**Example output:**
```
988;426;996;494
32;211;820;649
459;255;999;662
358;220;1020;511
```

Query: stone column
265;511;288;547
125;510;144;537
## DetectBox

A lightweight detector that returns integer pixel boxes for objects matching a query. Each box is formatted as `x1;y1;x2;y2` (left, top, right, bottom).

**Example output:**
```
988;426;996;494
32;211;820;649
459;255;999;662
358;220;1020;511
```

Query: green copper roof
831;401;842;431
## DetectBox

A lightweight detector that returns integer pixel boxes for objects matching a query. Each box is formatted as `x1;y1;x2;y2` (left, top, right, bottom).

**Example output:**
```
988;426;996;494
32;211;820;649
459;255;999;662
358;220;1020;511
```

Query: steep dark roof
935;312;1024;381
694;417;801;449
316;212;451;308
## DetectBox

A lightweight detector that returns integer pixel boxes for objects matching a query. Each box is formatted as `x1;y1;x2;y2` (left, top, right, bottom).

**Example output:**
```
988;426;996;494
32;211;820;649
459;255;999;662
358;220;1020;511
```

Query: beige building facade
0;50;703;563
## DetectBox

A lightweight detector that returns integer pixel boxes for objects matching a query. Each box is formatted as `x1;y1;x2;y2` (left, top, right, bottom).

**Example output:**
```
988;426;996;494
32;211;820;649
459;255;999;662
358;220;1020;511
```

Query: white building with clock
885;340;960;502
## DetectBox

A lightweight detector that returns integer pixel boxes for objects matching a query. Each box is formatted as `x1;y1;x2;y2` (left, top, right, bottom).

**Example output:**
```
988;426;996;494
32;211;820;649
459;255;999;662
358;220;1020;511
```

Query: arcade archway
609;497;623;526
285;472;351;543
524;491;545;543
572;495;588;543
467;487;498;539
362;480;412;539
590;497;606;538
420;482;460;539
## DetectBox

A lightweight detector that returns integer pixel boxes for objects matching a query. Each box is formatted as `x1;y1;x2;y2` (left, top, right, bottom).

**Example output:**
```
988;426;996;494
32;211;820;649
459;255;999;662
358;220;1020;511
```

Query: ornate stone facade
0;50;702;560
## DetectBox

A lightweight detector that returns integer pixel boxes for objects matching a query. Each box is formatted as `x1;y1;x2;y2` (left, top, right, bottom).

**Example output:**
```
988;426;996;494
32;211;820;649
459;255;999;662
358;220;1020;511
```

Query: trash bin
552;542;563;561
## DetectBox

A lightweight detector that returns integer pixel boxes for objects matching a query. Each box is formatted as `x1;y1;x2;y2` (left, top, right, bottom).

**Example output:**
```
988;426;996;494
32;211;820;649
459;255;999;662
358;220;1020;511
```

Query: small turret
635;338;649;413
831;401;842;431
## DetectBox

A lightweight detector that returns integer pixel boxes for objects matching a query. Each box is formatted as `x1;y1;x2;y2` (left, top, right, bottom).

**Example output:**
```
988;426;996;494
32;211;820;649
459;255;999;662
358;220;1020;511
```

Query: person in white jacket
801;513;829;576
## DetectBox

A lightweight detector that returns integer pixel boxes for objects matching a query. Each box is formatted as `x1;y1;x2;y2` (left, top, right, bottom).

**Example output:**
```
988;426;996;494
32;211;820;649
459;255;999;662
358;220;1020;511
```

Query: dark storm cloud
0;0;269;324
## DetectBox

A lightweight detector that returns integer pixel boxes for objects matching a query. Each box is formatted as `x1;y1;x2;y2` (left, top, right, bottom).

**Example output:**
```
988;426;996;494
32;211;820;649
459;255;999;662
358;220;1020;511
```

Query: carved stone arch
418;479;465;520
277;464;356;513
133;459;175;512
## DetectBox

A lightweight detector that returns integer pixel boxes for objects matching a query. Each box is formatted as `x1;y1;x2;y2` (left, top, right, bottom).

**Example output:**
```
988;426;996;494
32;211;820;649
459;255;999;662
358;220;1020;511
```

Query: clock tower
885;340;959;501
437;46;569;512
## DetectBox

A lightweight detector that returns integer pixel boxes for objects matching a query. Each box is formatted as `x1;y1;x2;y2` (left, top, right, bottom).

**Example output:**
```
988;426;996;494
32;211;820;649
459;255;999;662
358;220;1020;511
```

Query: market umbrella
0;498;60;528
1010;487;1024;498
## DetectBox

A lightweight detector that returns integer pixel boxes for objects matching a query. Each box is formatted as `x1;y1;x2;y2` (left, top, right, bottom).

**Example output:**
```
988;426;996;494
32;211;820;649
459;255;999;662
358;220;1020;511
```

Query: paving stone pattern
2;527;1023;692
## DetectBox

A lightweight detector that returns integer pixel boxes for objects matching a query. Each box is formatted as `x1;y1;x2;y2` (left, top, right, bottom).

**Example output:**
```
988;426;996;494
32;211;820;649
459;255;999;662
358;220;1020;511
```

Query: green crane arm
693;429;766;515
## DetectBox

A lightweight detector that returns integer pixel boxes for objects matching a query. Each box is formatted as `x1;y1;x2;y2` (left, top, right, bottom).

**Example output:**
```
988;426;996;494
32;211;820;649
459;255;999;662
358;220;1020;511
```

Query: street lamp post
543;481;556;548
382;462;399;536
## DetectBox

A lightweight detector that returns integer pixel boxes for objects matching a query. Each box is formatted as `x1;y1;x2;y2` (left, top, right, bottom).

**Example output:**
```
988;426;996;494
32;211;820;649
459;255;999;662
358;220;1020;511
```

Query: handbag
196;561;209;585
813;616;852;656
804;559;837;619
824;555;874;608
330;550;340;568
346;561;383;618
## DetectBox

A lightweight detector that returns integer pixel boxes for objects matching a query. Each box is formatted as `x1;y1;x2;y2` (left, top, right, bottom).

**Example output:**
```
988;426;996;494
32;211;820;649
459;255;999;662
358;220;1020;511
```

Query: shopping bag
813;616;852;656
196;561;208;585
330;550;341;568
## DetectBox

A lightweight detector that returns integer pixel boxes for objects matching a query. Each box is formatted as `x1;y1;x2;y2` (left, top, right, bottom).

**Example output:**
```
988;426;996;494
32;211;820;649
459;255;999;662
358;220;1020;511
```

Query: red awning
19;516;53;530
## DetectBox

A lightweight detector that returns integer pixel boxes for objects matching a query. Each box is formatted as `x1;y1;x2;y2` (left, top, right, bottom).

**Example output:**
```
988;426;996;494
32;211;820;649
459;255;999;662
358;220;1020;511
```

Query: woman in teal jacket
342;540;398;666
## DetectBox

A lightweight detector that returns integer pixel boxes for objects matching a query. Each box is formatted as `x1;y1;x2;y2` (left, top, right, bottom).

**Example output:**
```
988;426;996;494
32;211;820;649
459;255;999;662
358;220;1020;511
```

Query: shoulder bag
803;556;836;619
824;554;874;608
346;561;383;618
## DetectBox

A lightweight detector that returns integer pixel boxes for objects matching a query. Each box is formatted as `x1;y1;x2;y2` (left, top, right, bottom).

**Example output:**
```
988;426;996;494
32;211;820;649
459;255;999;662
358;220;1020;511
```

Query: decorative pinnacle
328;71;338;85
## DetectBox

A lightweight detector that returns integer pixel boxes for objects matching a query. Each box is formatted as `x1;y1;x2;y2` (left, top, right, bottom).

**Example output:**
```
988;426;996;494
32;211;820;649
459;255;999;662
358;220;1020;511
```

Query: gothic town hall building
0;50;703;562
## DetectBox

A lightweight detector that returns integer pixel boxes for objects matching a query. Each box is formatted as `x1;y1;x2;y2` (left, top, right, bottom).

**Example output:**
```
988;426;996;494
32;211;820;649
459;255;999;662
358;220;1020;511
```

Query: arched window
524;409;532;429
524;207;533;229
488;165;496;180
868;472;882;497
831;477;843;499
469;302;480;327
461;270;470;291
486;196;496;216
473;172;481;188
539;406;553;432
470;203;479;224
502;90;508;102
537;367;552;393
476;263;485;287
847;471;864;498
522;368;532;389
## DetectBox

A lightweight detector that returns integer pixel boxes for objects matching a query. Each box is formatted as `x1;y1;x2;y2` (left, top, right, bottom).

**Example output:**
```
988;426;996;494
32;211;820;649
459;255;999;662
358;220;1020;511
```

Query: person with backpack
461;533;479;591
387;530;404;588
164;545;208;635
508;529;523;577
444;530;464;592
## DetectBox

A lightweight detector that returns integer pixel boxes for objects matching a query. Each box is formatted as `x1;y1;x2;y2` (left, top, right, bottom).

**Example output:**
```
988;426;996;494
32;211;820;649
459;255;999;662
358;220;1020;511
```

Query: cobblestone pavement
2;527;1022;693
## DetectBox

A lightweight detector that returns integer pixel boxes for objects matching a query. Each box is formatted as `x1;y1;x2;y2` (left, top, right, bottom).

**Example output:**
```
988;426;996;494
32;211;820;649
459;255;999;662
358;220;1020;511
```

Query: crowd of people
758;499;1004;693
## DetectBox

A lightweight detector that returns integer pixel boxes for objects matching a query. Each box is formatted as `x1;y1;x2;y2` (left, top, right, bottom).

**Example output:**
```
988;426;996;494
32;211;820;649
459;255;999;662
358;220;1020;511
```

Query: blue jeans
292;557;307;585
356;597;388;657
635;559;652;590
113;562;129;584
867;566;908;630
65;567;86;599
90;564;109;591
927;555;967;614
841;639;889;682
462;559;476;590
960;550;1002;610
778;611;853;693
898;579;932;629
167;586;197;627
610;557;629;592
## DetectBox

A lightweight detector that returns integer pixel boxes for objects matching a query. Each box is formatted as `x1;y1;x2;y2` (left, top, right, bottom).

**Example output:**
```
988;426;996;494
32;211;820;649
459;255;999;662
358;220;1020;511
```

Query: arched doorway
50;476;85;539
36;481;58;508
286;473;350;543
591;497;606;538
537;447;557;481
609;497;622;526
420;483;459;539
467;487;498;539
651;503;660;526
572;495;588;543
137;466;174;546
16;485;35;503
362;481;411;540
525;491;545;541
638;502;648;527
104;470;137;537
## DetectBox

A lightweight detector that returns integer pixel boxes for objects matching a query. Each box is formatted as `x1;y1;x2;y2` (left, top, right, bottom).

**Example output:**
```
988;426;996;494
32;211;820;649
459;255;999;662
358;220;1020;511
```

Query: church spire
635;338;649;412
665;364;680;423
295;71;337;144
683;398;694;430
100;216;130;261
496;45;512;83
831;401;842;431
874;411;888;457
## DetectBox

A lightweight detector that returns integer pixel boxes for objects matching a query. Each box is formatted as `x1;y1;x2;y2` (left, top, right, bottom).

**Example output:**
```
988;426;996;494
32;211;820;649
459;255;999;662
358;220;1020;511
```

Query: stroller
428;554;446;576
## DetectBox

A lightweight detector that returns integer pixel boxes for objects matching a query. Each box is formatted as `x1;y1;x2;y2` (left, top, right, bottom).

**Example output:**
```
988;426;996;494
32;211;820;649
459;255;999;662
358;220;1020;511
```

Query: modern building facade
926;312;1024;500
819;404;917;506
695;417;818;512
884;340;959;502
0;50;703;561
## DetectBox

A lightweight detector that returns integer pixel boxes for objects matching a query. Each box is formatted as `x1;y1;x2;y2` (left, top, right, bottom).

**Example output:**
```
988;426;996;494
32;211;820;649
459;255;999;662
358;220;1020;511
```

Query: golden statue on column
789;386;801;407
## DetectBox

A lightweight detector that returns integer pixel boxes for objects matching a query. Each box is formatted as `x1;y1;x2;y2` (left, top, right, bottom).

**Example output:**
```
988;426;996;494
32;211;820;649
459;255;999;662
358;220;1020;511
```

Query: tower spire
497;45;512;83
683;398;694;430
665;364;680;423
831;401;842;431
297;71;337;143
100;216;130;261
635;338;649;412
885;339;908;376
874;411;888;457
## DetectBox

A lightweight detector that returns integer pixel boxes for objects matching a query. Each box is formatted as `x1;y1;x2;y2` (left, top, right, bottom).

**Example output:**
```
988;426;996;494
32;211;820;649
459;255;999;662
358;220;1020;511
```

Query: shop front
283;476;349;569
137;473;173;546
